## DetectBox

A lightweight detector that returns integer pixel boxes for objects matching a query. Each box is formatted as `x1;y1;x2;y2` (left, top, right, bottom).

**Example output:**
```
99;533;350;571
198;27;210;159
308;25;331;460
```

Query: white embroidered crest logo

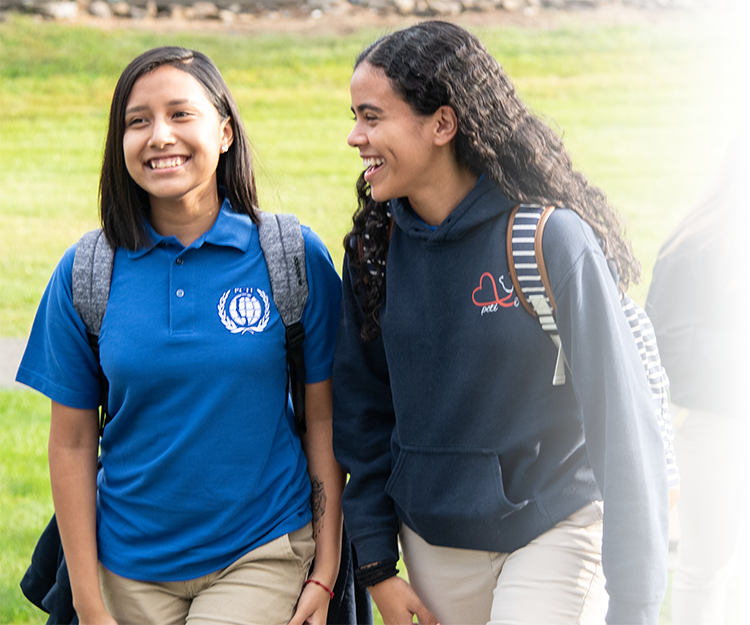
218;288;270;334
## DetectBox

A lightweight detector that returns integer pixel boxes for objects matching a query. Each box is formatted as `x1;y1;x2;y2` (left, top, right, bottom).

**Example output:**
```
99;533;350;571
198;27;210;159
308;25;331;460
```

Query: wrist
74;601;111;624
307;565;337;591
355;558;399;589
304;578;334;600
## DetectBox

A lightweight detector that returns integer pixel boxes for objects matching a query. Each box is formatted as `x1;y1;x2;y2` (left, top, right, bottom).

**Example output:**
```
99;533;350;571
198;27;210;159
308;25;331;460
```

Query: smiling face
348;62;445;207
122;64;233;212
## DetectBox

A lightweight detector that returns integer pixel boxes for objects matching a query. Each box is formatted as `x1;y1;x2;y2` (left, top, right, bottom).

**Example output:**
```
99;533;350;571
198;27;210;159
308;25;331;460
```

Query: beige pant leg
400;502;607;625
400;523;499;625
670;404;744;625
489;502;607;625
100;523;315;625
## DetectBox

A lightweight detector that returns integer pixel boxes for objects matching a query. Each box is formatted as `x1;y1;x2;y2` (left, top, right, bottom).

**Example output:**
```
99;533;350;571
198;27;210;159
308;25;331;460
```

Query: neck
149;188;221;247
409;162;479;227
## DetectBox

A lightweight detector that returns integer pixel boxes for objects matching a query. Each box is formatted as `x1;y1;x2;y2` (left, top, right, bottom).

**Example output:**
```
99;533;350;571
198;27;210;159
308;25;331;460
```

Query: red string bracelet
304;578;334;600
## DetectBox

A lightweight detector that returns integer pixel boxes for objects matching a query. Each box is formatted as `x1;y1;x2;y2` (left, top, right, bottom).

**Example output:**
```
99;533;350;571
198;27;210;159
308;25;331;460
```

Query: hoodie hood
389;174;517;245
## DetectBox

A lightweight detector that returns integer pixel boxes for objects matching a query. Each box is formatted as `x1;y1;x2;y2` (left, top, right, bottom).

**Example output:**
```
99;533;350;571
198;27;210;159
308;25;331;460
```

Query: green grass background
0;7;743;623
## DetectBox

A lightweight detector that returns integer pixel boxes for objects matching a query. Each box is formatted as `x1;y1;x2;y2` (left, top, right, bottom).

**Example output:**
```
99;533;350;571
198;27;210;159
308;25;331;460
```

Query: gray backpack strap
258;212;309;326
257;212;309;435
72;228;115;435
72;229;115;337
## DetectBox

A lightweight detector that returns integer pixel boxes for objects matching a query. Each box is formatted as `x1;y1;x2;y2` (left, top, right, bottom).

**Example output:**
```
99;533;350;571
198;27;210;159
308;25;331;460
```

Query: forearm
49;401;108;620
302;379;345;588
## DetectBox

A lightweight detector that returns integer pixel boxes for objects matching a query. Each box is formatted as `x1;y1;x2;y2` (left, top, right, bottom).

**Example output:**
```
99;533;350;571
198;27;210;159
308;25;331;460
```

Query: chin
369;187;392;204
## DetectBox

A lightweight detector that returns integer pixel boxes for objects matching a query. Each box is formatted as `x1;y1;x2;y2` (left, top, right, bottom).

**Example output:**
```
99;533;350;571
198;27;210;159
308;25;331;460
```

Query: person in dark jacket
646;137;749;625
332;21;670;625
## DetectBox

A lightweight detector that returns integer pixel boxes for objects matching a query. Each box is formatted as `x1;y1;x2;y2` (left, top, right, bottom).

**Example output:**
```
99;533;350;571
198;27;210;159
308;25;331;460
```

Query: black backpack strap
257;212;309;436
72;229;115;435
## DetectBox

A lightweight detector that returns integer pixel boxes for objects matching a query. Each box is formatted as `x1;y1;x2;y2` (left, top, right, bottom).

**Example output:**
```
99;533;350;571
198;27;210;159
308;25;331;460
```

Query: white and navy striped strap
507;204;568;385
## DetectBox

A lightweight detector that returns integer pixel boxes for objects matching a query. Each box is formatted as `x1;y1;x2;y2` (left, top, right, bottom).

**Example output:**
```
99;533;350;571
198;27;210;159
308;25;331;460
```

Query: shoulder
300;225;339;278
300;224;331;258
50;242;80;295
651;240;710;291
539;208;607;282
653;232;704;278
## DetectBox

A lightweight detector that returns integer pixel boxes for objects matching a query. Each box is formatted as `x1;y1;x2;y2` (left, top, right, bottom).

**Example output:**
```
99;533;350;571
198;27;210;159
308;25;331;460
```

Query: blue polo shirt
17;201;342;581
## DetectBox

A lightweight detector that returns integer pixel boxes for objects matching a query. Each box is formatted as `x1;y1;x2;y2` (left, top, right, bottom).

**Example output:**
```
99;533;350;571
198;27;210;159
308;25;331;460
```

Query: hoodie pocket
386;446;539;552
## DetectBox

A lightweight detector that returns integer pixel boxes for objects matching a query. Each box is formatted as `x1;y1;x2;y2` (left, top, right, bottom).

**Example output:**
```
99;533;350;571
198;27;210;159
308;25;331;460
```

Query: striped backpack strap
506;205;680;489
621;295;680;489
507;204;568;385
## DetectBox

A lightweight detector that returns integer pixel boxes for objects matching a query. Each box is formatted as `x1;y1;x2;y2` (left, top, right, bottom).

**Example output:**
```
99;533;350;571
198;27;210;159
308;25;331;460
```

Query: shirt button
176;258;184;265
176;289;185;298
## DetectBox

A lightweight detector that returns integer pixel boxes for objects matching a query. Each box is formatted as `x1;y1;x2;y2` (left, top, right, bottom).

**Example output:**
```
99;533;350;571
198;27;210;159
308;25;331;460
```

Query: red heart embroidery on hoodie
472;272;516;308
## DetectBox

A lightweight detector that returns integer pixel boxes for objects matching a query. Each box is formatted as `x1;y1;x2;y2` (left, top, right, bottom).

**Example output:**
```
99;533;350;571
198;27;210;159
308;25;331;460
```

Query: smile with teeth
149;156;186;170
362;157;385;171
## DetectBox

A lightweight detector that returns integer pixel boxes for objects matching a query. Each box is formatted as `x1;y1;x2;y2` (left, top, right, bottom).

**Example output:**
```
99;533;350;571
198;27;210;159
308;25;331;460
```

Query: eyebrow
352;103;384;114
125;99;192;115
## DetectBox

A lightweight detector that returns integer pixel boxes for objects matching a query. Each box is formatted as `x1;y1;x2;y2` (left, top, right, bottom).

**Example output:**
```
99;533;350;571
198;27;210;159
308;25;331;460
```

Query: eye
173;110;190;119
126;117;146;127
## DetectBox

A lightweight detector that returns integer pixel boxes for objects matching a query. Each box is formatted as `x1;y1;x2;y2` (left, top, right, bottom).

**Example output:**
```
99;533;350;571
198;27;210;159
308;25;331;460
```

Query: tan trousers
670;404;747;625
400;502;607;625
99;523;315;625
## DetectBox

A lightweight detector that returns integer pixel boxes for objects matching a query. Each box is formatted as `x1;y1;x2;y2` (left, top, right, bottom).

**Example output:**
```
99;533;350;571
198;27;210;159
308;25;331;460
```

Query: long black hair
99;46;259;250
345;21;640;341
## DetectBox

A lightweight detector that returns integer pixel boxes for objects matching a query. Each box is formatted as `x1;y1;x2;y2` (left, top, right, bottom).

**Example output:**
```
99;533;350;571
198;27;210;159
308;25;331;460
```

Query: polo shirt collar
128;196;253;259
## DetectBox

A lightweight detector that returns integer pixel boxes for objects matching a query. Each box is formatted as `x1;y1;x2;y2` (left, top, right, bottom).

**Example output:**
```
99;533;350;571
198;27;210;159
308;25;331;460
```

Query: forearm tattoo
310;475;326;538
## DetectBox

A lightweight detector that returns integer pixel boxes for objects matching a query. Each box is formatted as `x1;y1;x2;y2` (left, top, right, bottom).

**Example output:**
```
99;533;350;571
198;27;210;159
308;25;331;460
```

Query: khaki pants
400;502;607;625
99;523;315;625
670;404;747;625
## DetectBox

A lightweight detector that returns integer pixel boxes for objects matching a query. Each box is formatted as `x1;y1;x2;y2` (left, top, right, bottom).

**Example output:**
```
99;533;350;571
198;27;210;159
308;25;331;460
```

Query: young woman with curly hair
646;119;747;625
332;21;669;625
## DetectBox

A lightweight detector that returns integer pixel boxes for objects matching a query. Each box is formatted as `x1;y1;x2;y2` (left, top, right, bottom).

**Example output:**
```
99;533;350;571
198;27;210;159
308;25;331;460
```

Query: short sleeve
299;227;342;384
15;244;101;408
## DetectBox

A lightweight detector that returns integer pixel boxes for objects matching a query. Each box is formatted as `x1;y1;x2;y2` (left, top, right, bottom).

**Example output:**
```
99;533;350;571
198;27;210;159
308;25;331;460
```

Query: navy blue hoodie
332;176;669;624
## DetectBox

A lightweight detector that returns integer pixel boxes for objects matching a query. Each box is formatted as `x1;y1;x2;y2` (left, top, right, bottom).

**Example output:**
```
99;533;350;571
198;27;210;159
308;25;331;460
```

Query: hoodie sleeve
543;210;669;625
646;244;747;414
332;255;401;567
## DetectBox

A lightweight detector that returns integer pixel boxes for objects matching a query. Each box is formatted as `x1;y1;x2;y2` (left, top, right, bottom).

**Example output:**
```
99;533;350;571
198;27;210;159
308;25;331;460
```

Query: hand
288;581;331;625
369;576;440;625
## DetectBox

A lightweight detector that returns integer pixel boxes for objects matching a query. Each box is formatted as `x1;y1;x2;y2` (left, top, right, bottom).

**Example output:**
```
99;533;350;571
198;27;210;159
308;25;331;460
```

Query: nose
347;122;366;149
149;118;175;150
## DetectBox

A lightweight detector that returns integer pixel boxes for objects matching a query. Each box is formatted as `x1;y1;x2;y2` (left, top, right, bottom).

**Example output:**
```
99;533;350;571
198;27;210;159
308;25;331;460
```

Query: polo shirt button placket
175;257;185;299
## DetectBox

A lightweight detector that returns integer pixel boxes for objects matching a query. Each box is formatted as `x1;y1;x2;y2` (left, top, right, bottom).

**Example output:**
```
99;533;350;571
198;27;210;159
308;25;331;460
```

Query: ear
432;106;459;147
221;117;235;149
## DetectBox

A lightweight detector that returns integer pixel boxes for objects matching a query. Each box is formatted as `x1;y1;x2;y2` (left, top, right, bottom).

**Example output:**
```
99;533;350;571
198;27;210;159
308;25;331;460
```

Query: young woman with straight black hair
333;21;670;625
18;47;344;625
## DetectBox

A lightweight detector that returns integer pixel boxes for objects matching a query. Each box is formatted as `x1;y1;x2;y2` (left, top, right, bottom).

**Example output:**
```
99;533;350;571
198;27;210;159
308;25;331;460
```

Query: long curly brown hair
345;21;640;341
